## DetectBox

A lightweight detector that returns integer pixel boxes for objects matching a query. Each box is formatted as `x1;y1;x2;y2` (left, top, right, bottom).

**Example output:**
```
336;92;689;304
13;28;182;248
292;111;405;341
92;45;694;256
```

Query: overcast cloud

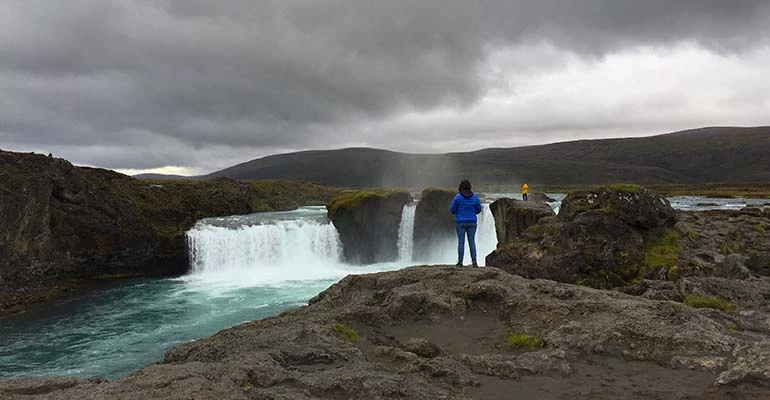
1;0;769;175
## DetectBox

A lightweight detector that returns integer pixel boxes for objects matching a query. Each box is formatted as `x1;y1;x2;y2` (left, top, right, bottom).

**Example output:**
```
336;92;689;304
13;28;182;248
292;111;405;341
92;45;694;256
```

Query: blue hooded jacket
450;191;482;223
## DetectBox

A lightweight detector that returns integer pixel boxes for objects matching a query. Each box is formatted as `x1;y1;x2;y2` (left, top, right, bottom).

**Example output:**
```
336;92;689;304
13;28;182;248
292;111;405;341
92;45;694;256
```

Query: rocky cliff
3;266;769;399
327;190;412;264
0;150;340;312
489;198;555;245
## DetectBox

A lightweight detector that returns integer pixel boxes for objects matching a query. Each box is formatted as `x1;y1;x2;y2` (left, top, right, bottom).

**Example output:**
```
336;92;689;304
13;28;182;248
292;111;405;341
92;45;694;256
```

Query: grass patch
506;333;544;351
333;323;359;342
683;295;736;313
643;228;681;277
610;183;643;194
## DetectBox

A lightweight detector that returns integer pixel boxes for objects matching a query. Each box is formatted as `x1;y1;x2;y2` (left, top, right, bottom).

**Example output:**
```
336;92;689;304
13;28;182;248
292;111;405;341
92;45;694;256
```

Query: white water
397;203;416;262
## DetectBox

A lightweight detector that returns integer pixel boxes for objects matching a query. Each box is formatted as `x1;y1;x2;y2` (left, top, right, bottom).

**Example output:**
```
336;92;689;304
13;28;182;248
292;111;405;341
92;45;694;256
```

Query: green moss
666;265;681;281
327;189;408;218
506;333;544;351
756;226;766;234
333;323;359;342
687;230;701;241
683;295;736;313
643;228;681;278
610;184;643;194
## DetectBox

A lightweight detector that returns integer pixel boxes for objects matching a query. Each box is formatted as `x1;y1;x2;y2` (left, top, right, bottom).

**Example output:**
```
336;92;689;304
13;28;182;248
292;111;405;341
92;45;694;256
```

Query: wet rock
413;188;456;261
489;198;555;245
327;190;412;264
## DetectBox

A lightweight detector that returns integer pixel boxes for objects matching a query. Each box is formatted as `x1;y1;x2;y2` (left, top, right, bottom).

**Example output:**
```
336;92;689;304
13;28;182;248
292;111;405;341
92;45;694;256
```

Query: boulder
413;188;456;261
559;185;676;229
489;198;554;245
487;186;677;288
327;190;413;264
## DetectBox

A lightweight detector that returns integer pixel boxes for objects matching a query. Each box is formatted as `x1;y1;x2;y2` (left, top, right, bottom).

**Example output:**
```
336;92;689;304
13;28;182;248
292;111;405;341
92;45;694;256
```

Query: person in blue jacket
449;179;482;267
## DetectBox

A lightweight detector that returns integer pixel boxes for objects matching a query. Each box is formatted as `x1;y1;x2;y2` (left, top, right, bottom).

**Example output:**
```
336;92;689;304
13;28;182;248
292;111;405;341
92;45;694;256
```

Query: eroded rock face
413;188;456;261
327;190;412;264
489;198;555;245
3;266;768;399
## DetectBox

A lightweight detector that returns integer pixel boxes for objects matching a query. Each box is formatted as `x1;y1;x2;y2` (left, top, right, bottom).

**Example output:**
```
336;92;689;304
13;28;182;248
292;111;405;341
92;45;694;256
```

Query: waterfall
397;203;416;262
186;214;344;284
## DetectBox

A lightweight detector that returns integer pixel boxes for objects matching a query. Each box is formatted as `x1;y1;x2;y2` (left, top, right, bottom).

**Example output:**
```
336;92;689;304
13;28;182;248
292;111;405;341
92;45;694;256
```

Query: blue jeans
455;222;477;264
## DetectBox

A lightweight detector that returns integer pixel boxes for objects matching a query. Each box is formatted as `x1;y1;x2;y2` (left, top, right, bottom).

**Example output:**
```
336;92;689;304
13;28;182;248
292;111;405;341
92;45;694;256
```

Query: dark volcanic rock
3;266;769;399
674;210;770;278
413;188;456;261
527;193;556;203
327;190;412;264
487;186;676;288
0;150;340;312
489;198;555;246
559;185;676;229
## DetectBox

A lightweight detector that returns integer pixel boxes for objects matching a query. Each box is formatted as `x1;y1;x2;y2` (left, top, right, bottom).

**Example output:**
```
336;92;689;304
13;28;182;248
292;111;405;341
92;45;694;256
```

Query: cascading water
397;203;416;262
187;219;343;284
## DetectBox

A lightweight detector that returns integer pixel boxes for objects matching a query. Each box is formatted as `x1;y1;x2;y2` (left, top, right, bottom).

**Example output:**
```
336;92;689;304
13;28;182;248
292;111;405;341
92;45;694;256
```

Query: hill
206;126;770;187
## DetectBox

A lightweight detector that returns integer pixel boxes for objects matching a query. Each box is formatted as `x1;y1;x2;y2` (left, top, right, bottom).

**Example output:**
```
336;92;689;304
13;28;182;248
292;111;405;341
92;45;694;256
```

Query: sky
1;1;769;176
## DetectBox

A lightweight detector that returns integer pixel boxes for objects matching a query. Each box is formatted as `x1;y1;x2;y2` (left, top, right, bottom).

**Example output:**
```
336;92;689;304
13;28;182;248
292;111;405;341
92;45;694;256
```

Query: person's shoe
455;262;463;267
472;262;479;268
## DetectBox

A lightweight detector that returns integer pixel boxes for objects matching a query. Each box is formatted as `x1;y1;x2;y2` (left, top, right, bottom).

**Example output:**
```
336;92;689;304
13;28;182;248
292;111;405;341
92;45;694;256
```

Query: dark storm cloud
1;0;769;170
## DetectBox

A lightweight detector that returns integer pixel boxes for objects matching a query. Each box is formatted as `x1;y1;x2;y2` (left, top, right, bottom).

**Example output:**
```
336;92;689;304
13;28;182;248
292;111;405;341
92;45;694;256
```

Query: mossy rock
327;189;412;264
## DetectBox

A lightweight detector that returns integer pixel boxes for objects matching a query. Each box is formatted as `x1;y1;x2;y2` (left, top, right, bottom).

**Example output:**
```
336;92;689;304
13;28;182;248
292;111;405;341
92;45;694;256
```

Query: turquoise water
0;275;341;379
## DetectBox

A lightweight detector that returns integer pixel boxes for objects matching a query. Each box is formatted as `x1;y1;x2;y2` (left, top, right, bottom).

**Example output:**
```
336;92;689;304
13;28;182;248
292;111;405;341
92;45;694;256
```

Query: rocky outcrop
673;210;770;278
487;186;677;288
489;198;555;245
413;188;455;261
327;190;412;264
526;193;556;203
3;266;769;399
558;185;676;228
0;150;341;312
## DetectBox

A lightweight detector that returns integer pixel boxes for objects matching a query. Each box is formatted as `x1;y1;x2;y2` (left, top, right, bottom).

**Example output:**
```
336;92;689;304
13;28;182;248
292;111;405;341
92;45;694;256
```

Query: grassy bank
534;183;770;199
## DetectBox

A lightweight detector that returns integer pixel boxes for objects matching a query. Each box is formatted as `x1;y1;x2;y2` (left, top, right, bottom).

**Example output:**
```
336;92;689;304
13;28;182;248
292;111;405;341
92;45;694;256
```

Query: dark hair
458;179;472;192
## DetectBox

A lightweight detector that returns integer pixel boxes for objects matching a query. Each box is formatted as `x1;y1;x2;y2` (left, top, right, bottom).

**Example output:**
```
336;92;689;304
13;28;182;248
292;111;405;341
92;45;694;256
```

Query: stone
413;188;456;261
488;198;554;245
327;190;413;264
559;185;676;229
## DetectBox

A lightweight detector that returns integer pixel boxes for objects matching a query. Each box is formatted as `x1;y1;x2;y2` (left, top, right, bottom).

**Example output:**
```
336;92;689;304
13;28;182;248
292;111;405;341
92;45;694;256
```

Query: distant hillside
134;173;196;180
207;126;770;187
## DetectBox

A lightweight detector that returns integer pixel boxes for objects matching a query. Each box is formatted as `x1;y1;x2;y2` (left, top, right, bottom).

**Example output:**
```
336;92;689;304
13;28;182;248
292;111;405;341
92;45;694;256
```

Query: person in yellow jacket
521;183;529;201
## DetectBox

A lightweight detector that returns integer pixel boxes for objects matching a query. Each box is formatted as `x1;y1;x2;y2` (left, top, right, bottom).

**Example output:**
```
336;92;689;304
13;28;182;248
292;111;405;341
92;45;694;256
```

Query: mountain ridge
191;126;769;187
